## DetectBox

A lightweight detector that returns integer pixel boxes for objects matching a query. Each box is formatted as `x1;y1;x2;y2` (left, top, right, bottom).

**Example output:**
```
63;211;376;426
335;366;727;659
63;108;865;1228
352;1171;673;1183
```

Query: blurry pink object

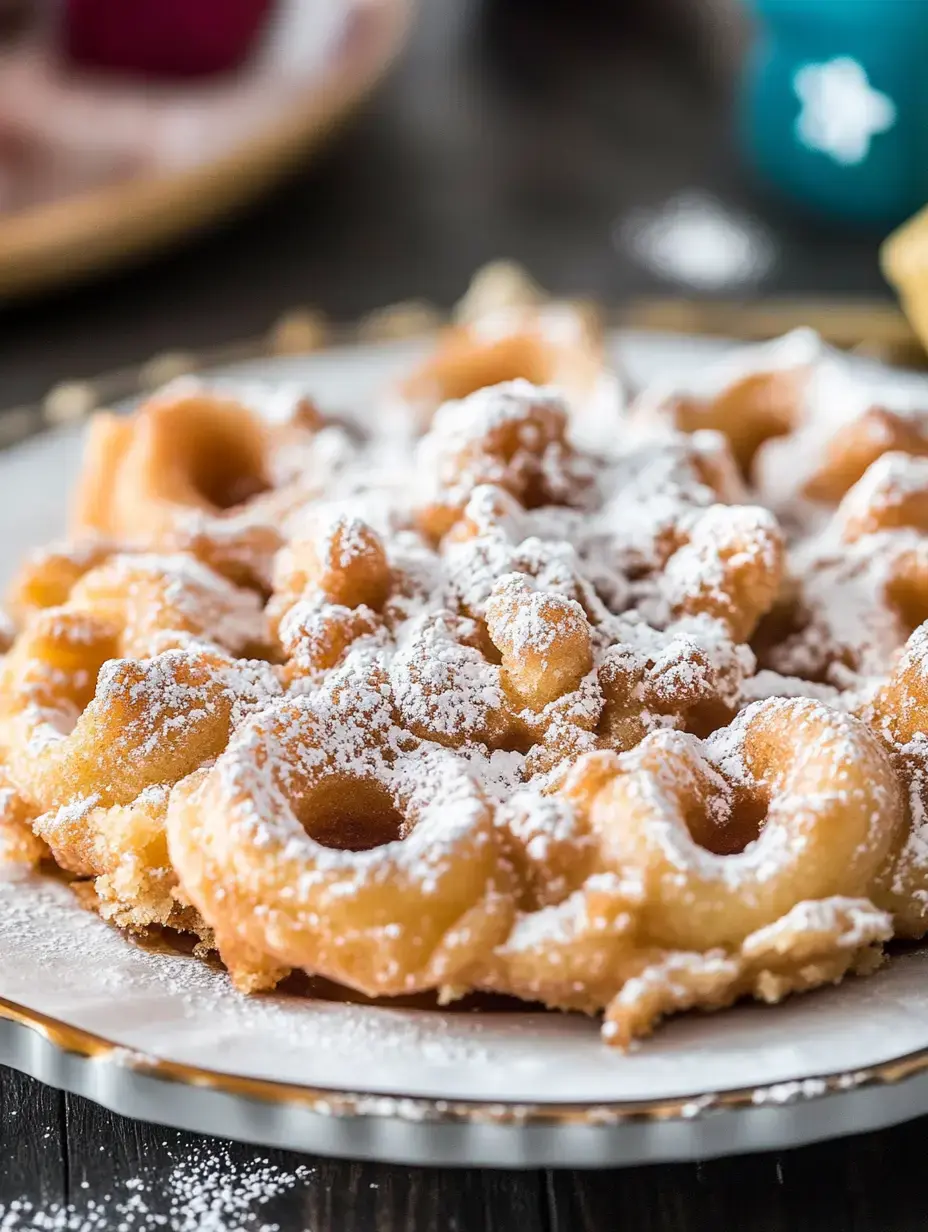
0;1;349;214
64;0;277;79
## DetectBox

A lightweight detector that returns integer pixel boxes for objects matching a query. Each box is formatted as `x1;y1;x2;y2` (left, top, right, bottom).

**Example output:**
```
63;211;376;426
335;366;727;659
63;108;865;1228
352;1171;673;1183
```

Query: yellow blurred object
882;205;928;356
357;300;443;342
43;380;98;426
268;308;328;356
139;352;199;390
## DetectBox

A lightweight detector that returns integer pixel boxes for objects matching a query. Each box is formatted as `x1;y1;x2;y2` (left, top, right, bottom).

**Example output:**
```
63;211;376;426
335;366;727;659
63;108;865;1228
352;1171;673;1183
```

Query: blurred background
0;0;917;412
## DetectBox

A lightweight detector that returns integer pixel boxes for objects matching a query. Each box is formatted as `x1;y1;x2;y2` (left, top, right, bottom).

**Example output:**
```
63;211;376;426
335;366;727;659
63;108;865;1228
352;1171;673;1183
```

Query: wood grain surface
3;1068;927;1230
0;0;911;1226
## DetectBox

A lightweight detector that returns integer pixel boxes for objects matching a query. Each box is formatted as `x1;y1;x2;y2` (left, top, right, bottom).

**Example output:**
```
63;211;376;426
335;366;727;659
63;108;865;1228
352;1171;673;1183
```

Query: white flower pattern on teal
794;57;896;166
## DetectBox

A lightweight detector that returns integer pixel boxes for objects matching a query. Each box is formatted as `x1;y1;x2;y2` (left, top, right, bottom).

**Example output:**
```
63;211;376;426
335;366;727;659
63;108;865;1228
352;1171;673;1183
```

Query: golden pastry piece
882;205;928;356
70;389;320;589
397;301;607;431
0;767;47;866
0;545;279;928
629;331;819;475
168;682;514;996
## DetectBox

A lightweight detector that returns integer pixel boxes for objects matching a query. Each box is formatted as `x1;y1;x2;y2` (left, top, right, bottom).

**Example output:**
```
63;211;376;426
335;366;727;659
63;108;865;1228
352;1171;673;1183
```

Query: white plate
4;331;928;1168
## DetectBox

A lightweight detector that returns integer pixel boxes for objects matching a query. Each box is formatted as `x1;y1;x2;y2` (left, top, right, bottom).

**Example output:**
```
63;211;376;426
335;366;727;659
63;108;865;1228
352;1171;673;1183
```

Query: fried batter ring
74;391;269;534
167;694;514;996
640;367;805;475
7;541;115;624
756;404;928;509
5;636;274;811
588;698;903;950
1;551;279;792
66;553;269;658
769;457;928;679
398;303;603;429
0;549;279;926
71;391;291;588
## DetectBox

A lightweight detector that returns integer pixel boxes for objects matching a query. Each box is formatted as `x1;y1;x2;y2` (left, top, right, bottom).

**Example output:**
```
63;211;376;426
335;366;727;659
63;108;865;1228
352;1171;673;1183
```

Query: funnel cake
7;324;928;1049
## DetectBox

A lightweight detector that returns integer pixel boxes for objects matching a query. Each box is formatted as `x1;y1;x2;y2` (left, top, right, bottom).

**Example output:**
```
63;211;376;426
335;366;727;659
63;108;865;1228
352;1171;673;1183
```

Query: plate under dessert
5;329;928;1169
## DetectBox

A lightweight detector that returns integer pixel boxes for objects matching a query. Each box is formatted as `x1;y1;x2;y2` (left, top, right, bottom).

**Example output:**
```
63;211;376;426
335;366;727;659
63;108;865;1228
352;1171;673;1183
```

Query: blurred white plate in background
0;0;413;299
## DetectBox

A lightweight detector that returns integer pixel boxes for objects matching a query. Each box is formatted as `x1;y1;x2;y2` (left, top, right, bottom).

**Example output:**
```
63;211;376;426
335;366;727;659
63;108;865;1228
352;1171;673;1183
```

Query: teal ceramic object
741;0;928;225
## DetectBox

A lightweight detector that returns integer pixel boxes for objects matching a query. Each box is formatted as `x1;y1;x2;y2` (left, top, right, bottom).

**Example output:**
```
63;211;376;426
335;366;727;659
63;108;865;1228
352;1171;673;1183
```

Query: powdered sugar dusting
0;1143;311;1231
6;323;928;1069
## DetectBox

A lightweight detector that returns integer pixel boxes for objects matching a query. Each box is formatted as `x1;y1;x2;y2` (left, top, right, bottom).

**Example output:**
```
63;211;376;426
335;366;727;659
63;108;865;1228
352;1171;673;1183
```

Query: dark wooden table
0;1;914;1227
3;1066;927;1230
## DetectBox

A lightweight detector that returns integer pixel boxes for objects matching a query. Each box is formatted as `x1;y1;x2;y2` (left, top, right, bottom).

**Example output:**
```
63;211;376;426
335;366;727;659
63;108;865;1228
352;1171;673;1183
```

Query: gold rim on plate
3;992;928;1126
